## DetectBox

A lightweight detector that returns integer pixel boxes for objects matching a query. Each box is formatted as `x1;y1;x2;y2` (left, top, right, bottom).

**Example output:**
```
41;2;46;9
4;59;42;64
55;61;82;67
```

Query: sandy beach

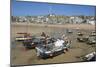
11;23;96;66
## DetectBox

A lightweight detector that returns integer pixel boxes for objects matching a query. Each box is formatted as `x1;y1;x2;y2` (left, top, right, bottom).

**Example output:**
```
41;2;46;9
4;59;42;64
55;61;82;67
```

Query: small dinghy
82;52;96;61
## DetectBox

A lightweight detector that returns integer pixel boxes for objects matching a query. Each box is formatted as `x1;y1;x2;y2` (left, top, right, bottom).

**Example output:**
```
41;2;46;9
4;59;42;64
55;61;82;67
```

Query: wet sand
11;23;96;66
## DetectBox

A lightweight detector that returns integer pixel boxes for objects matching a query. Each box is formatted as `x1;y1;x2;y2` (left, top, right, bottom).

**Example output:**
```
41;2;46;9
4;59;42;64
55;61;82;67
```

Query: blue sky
11;0;96;16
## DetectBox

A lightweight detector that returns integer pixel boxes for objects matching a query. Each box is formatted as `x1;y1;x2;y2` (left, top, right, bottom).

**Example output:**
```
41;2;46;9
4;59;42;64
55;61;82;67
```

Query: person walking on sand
41;32;50;48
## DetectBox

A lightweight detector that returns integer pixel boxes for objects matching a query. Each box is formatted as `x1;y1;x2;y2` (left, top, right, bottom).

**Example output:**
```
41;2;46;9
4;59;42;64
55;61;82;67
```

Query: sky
11;0;96;16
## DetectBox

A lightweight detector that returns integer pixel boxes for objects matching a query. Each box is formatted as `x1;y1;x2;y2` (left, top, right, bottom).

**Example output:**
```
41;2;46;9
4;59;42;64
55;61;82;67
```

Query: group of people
40;32;71;51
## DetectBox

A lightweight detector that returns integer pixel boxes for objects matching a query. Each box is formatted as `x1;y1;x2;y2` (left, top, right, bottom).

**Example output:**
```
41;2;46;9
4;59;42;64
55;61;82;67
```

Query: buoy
64;49;66;53
50;53;53;57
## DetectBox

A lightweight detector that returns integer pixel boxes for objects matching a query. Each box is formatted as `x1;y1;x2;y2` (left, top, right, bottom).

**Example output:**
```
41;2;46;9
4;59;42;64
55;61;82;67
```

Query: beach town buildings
11;15;96;25
70;16;84;24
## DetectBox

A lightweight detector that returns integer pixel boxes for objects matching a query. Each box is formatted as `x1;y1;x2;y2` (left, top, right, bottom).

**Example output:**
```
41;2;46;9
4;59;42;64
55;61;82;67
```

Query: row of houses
11;14;96;25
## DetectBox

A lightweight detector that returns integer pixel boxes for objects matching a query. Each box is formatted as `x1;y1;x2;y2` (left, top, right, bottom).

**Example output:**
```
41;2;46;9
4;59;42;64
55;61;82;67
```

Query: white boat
35;38;71;59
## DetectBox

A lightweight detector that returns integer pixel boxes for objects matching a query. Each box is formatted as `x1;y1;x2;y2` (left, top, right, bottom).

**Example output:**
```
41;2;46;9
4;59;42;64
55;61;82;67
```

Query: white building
87;19;95;25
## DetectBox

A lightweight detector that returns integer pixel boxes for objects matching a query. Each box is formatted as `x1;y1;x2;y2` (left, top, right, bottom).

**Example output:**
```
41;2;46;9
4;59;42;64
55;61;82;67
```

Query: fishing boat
35;37;71;59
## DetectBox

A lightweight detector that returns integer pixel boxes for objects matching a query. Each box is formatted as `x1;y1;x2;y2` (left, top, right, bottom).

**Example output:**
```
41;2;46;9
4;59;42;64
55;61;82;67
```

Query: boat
82;52;96;61
35;38;71;59
15;33;33;41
